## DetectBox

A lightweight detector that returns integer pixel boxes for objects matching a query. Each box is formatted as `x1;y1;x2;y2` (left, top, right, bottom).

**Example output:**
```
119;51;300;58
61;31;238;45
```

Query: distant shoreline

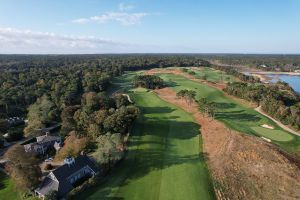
244;71;300;83
252;71;300;76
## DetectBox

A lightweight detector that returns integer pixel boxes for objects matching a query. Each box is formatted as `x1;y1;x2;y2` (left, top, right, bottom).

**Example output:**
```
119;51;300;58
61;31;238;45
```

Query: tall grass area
77;83;215;199
159;73;300;155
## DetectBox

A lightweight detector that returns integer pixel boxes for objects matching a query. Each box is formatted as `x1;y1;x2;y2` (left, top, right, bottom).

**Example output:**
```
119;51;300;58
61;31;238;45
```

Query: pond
266;74;300;93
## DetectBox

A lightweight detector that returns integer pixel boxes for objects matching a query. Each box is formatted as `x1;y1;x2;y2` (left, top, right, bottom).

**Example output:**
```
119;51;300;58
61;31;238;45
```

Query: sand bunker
261;124;275;129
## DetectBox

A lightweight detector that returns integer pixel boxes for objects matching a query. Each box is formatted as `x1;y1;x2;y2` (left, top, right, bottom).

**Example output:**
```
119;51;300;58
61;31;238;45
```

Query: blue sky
0;0;300;54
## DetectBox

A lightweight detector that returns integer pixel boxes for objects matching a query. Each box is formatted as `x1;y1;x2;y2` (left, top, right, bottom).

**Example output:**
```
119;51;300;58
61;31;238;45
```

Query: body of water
266;74;300;93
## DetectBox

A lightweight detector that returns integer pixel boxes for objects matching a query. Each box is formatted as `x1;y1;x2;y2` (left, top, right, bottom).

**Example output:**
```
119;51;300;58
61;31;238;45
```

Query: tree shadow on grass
140;106;176;114
215;102;236;109
138;118;201;140
165;81;180;88
216;110;261;122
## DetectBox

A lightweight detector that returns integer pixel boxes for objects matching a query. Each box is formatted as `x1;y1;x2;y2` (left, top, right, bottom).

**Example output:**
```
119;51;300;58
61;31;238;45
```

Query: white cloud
73;12;149;26
0;27;126;54
72;4;149;26
119;3;135;11
71;18;89;24
90;12;148;25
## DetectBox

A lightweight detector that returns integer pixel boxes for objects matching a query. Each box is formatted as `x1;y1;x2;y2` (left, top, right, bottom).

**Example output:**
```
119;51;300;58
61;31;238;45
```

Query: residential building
35;155;98;199
24;134;61;155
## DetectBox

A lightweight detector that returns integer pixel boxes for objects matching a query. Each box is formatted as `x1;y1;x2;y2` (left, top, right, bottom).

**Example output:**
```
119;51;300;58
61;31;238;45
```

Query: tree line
199;54;300;72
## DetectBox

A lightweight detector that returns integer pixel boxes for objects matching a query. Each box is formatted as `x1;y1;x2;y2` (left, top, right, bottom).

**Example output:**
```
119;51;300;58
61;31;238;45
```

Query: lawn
185;67;235;83
76;84;215;199
0;172;19;200
158;73;300;154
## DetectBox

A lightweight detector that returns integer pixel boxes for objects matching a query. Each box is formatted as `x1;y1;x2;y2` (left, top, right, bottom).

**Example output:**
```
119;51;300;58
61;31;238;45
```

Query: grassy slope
76;85;215;200
159;73;300;154
185;67;235;83
0;172;19;200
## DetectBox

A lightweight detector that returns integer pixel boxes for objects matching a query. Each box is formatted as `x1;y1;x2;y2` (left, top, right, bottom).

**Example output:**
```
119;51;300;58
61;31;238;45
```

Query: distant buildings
259;64;268;68
24;133;61;155
35;155;98;199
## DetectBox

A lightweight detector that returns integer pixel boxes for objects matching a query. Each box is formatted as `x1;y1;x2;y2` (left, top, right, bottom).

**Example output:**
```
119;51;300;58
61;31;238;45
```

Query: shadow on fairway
215;102;236;109
141;106;176;114
216;110;261;122
139;118;201;140
166;81;180;88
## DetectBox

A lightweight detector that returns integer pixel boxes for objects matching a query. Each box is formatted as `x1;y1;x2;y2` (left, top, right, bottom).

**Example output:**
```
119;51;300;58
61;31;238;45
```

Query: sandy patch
155;87;300;200
261;124;275;130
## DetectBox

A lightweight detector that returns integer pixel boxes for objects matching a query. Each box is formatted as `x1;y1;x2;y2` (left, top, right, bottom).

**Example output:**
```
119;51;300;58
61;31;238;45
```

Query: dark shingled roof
36;155;98;197
52;155;98;182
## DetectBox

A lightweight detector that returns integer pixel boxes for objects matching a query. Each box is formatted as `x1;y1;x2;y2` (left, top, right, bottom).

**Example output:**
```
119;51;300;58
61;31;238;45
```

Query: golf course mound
154;87;300;200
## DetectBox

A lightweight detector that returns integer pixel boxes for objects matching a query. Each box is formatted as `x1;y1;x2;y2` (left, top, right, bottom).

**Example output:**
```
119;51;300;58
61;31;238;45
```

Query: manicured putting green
77;89;215;200
251;127;294;142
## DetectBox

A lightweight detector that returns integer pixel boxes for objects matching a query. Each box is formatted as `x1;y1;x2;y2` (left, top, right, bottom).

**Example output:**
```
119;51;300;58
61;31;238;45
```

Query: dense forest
0;55;209;118
200;54;300;71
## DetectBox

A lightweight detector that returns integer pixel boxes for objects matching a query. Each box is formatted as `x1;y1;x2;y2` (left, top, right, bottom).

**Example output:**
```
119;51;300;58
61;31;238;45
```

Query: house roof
52;155;98;182
35;177;73;197
36;135;60;144
36;155;98;197
35;177;60;196
24;135;61;150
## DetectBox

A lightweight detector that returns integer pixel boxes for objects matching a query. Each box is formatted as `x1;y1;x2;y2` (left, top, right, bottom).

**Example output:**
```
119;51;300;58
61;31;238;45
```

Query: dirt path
155;87;300;200
255;106;300;137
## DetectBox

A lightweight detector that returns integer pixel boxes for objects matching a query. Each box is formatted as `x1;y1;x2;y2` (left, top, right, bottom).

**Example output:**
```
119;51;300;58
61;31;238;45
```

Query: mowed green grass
251;127;294;142
181;67;235;83
0;172;19;200
77;88;215;200
158;73;300;154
